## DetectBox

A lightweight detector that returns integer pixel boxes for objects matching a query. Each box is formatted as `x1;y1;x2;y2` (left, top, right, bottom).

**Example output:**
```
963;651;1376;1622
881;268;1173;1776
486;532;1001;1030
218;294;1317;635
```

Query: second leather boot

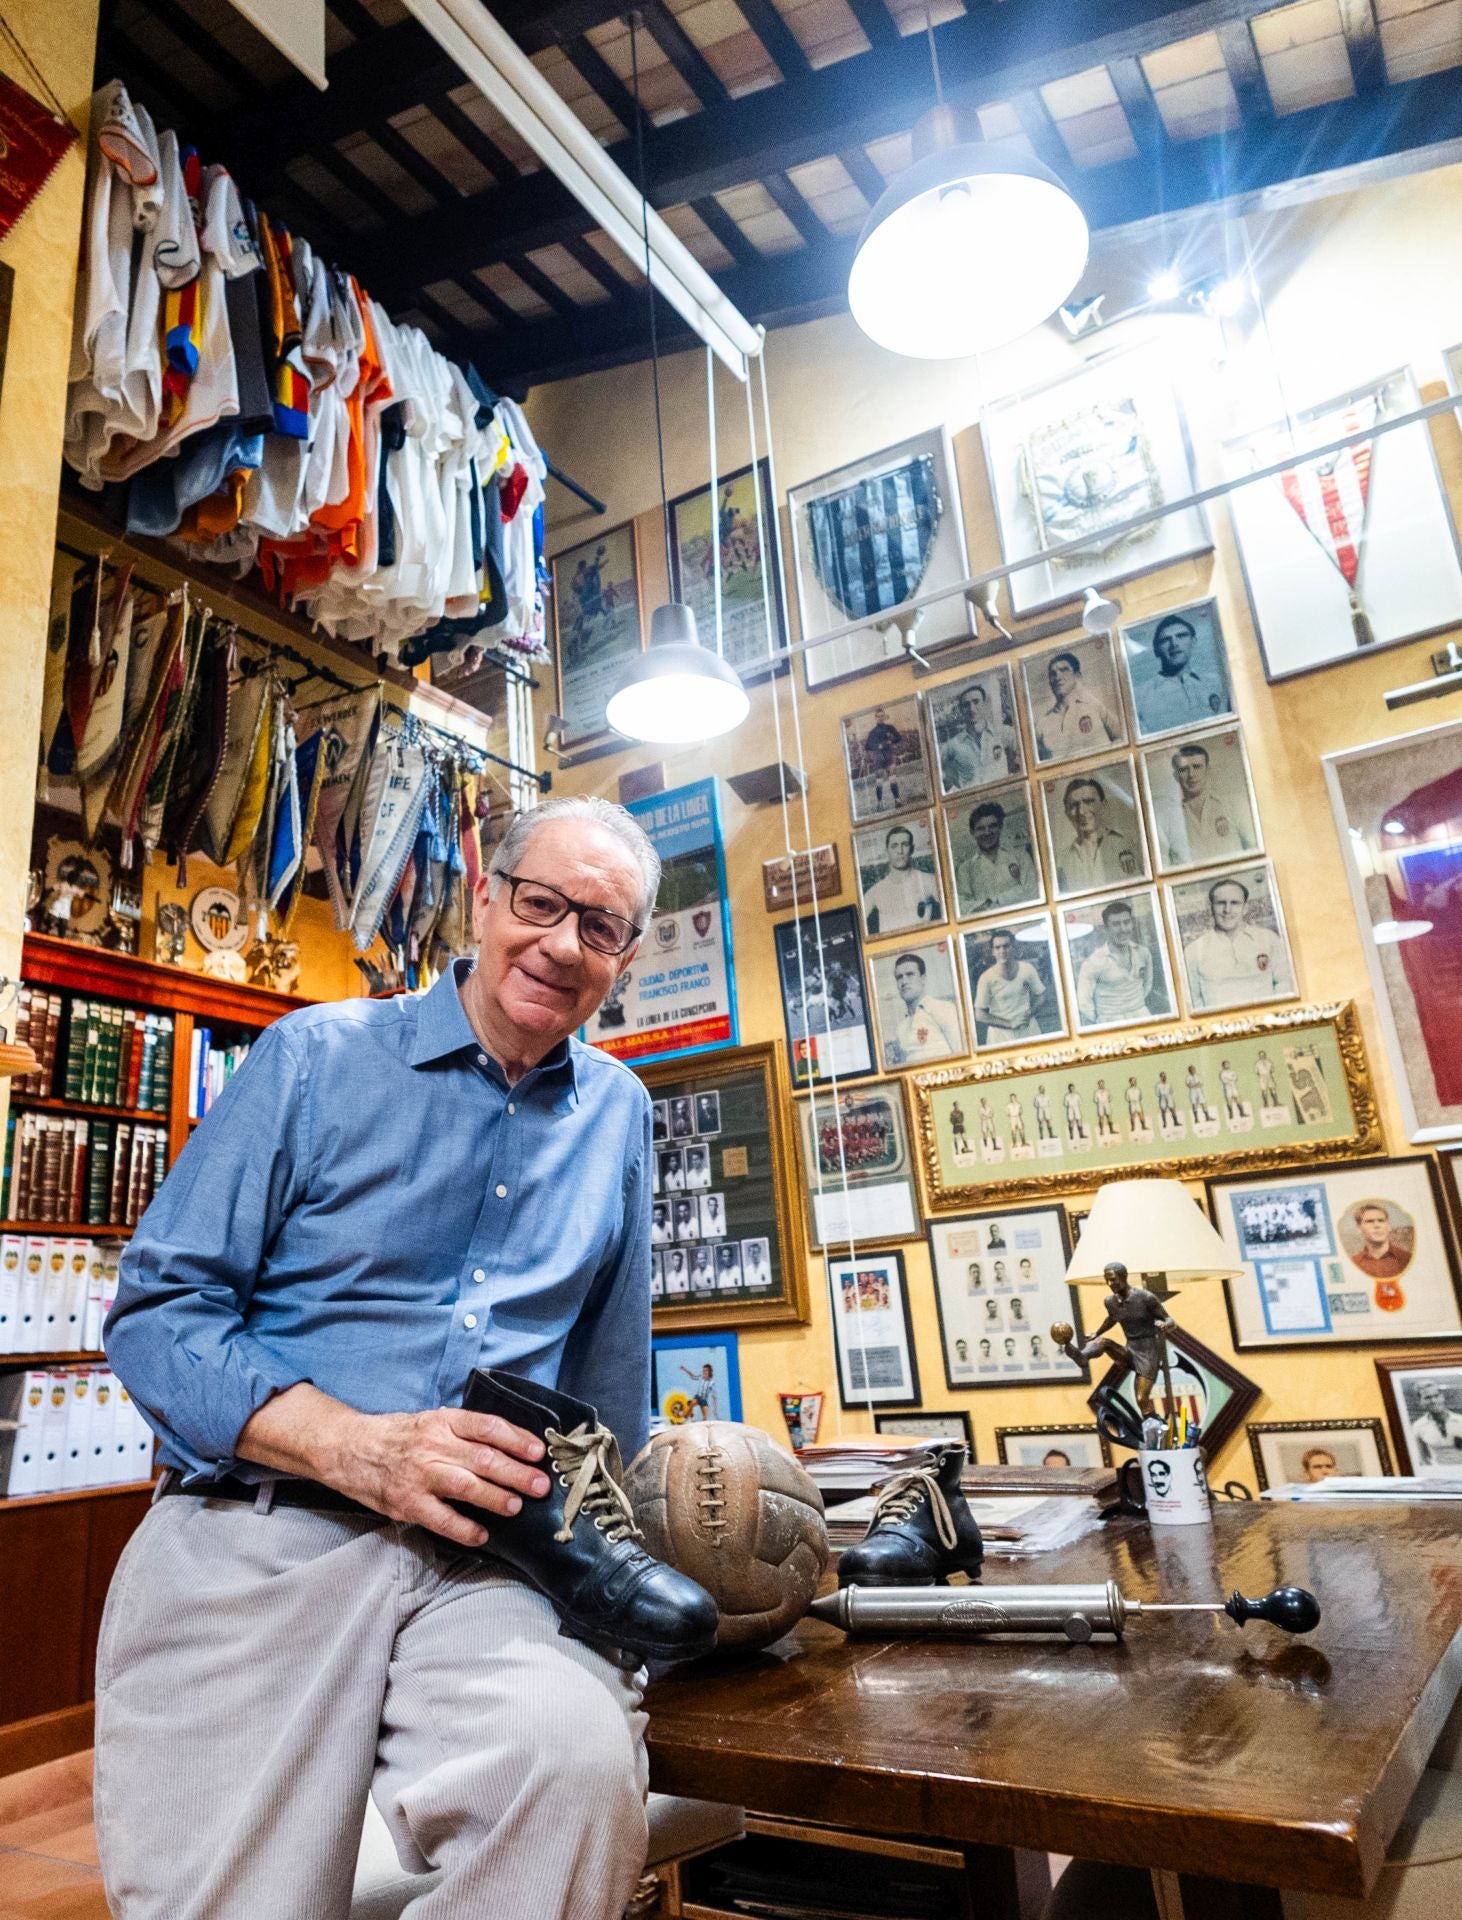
460;1368;720;1669
836;1443;984;1588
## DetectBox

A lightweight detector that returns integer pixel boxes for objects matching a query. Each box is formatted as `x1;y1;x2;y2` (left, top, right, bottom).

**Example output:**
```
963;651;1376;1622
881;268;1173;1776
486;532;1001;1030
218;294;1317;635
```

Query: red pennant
0;67;77;244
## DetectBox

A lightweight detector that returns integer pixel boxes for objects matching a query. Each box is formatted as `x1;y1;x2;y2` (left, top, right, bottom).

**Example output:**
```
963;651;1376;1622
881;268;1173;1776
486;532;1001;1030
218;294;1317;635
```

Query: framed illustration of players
796;1080;920;1250
1324;720;1462;1143
1375;1350;1462;1478
1165;860;1297;1015
1139;726;1262;875
667;458;786;681
1120;598;1237;741
550;520;644;748
826;1250;921;1409
773;905;876;1088
1209;1155;1462;1351
841;694;934;824
1221;367;1462;681
923;665;1025;798
869;937;967;1071
1246;1417;1392;1491
788;426;975;690
980;346;1211;617
639;1040;810;1332
927;1204;1086;1391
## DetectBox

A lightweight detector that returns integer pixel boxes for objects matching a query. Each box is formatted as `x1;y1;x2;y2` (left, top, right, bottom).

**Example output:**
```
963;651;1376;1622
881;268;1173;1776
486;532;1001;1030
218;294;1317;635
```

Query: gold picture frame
911;1001;1381;1211
637;1039;811;1332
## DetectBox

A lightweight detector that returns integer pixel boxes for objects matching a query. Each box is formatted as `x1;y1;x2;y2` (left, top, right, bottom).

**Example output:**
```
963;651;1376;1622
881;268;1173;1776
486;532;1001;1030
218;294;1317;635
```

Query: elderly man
97;795;702;1920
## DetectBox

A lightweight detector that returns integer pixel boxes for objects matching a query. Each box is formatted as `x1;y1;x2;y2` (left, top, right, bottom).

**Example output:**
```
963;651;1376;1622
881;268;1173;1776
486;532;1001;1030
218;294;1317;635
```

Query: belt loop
254;1480;277;1515
150;1468;176;1506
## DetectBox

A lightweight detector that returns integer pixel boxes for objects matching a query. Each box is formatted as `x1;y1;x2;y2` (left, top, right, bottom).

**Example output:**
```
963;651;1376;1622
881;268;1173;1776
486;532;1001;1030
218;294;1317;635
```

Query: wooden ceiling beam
641;2;730;107
1338;0;1387;93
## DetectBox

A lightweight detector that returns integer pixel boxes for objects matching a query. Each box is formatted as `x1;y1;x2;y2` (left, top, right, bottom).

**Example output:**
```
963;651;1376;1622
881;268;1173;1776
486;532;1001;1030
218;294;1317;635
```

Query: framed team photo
1166;859;1297;1014
1222;368;1462;682
944;784;1044;921
1021;635;1129;768
1039;756;1149;900
841;693;934;825
923;665;1025;798
852;812;947;940
1246;1418;1392;1492
995;1424;1112;1469
773;905;876;1087
790;426;975;691
1120;597;1237;740
960;914;1066;1053
1376;1351;1462;1478
1140;726;1262;876
551;521;644;748
827;1250;921;1409
1059;887;1178;1037
875;1409;975;1450
927;1204;1085;1391
980;346;1211;617
868;937;968;1072
1209;1155;1462;1351
796;1080;919;1250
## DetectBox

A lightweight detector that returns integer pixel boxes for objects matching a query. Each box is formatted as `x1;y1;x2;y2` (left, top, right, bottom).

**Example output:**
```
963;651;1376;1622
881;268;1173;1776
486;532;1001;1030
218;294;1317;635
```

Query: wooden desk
644;1503;1462;1917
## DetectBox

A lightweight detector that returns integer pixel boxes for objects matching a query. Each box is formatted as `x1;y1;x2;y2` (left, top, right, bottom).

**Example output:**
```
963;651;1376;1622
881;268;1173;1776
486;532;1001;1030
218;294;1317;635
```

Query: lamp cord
629;11;674;586
923;0;943;106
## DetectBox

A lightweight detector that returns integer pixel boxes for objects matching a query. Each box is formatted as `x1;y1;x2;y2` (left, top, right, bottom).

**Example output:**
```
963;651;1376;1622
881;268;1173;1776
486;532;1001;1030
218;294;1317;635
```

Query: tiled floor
0;1752;110;1918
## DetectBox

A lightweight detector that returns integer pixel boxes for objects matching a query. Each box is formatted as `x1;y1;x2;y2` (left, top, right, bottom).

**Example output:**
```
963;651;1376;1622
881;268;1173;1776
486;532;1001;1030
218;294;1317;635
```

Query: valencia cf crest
1258;952;1270;971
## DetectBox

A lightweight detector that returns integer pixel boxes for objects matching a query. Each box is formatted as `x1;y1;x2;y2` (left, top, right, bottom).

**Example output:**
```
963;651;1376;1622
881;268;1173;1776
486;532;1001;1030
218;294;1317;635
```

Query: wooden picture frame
1089;1325;1259;1461
912;1001;1381;1211
550;520;644;748
827;1249;921;1410
875;1410;975;1451
995;1424;1112;1469
1246;1418;1392;1492
1376;1348;1462;1477
639;1040;810;1332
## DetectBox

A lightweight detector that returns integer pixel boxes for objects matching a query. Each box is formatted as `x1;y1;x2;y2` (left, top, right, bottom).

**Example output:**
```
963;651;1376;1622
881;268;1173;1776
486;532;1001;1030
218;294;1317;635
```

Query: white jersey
943;724;1016;790
889;994;963;1065
958;843;1039;913
1183;925;1293;1009
864;865;941;934
1156;787;1253;868
1036;687;1122;761
1077;941;1153;1025
974;962;1042;1037
1057;828;1142;896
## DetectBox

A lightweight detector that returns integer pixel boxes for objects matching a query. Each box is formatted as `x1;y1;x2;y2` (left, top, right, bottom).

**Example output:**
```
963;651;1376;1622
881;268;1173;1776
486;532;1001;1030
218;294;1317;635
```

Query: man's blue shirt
106;959;653;1481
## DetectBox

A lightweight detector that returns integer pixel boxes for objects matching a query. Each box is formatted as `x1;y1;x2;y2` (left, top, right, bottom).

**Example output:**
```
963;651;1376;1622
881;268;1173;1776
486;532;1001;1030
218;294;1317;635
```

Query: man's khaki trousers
94;1496;649;1919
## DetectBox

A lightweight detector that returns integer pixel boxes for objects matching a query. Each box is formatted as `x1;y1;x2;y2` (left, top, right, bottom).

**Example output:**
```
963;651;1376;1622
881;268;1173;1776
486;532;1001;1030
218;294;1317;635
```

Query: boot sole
557;1617;719;1669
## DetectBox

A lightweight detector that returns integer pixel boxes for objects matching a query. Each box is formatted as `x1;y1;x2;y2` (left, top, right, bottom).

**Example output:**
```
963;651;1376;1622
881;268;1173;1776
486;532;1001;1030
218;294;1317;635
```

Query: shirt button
477;1052;488;1067
464;1313;478;1330
496;1184;508;1198
473;1268;486;1283
507;1103;516;1115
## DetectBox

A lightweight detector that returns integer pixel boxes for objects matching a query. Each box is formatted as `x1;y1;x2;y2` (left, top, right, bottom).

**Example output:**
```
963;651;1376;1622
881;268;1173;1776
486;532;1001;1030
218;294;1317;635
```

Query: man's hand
238;1384;552;1547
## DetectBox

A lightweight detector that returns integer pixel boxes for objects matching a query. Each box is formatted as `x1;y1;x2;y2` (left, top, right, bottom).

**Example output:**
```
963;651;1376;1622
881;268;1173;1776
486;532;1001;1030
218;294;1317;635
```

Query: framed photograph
796;1080;919;1250
875;1410;975;1450
1059;887;1178;1037
944;784;1044;921
842;693;934;824
924;665;1025;798
852;812;947;940
981;346;1211;617
1441;1151;1462;1249
1246;1418;1392;1491
995;1424;1112;1468
1376;1351;1462;1477
1324;721;1462;1142
1222;367;1462;682
763;843;841;913
668;458;785;681
551;520;643;747
960;914;1066;1054
1120;598;1236;740
1140;726;1261;875
827;1250;921;1409
636;1040;810;1331
789;426;975;691
928;1204;1085;1390
1210;1154;1462;1351
652;1331;743;1425
1089;1325;1258;1461
869;936;967;1071
1166;860;1297;1015
1021;636;1128;768
912;1001;1383;1210
773;905;876;1088
1039;756;1149;900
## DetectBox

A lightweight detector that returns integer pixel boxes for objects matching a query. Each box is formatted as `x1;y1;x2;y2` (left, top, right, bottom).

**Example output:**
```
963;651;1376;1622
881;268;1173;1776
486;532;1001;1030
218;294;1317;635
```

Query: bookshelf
0;934;311;1771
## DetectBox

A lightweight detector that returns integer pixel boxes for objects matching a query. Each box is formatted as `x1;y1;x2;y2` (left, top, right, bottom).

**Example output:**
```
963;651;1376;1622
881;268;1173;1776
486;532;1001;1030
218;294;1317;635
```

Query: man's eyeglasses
498;874;642;956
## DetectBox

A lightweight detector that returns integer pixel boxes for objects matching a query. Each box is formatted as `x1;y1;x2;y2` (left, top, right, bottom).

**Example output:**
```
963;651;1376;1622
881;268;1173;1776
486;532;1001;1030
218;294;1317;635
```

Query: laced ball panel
623;1422;830;1651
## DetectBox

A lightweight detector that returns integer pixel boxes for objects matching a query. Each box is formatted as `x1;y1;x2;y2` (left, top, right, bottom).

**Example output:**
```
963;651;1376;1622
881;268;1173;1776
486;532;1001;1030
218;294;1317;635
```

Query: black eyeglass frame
498;873;643;955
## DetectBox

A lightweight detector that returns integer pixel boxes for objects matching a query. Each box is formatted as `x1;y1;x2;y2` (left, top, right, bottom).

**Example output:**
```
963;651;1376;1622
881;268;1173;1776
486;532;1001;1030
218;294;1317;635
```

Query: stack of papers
1264;1474;1462;1501
798;1440;1116;1507
826;1491;1102;1557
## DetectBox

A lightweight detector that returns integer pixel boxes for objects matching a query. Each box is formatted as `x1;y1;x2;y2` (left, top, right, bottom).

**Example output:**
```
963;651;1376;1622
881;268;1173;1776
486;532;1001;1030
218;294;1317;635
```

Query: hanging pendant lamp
848;15;1088;360
607;13;748;748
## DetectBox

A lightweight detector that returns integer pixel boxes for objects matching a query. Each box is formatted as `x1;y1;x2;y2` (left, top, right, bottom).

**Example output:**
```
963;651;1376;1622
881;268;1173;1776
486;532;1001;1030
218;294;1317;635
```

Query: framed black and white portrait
1038;756;1150;900
1120;598;1236;740
868;936;968;1072
1139;725;1262;875
1020;635;1129;768
852;813;947;940
944;784;1044;921
959;914;1066;1054
1058;888;1177;1037
1165;860;1297;1014
923;665;1025;798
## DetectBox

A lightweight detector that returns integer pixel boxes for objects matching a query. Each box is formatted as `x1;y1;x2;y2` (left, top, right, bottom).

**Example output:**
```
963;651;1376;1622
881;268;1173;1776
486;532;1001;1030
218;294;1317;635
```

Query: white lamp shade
1081;585;1119;634
605;602;750;745
848;143;1089;360
1066;1178;1244;1284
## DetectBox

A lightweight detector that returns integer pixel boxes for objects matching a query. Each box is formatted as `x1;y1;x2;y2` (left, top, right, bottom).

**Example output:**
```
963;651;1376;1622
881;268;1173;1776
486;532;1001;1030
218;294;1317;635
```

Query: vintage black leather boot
836;1443;984;1588
460;1368;719;1668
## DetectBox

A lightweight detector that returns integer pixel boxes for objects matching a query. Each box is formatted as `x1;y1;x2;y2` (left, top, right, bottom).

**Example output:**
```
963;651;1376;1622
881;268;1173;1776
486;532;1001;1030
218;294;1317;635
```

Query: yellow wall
528;164;1462;1489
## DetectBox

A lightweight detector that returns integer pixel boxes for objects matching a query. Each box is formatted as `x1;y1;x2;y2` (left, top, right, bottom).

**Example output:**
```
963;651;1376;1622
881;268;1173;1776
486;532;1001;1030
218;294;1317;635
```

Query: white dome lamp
606;11;750;748
848;15;1089;360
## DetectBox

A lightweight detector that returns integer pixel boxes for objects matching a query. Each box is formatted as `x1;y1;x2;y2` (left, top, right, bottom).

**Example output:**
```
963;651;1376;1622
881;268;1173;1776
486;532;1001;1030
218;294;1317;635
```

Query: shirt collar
408;957;578;1091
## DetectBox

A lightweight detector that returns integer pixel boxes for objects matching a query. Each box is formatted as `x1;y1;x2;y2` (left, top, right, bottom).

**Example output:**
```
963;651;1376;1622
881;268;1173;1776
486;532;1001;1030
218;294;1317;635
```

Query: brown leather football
624;1422;829;1650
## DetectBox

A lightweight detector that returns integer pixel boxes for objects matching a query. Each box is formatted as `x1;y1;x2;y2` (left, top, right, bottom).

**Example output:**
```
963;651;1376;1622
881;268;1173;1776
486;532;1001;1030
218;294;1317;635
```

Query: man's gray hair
487;796;662;926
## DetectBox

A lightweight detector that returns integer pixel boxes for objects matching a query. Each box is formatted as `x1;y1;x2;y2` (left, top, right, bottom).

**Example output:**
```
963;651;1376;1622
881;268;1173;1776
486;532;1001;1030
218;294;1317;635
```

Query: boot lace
546;1424;643;1546
869;1463;959;1551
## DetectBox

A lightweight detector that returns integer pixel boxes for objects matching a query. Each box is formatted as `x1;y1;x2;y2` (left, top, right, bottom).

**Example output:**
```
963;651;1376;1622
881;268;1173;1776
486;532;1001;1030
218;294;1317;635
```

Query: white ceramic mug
1138;1446;1211;1527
